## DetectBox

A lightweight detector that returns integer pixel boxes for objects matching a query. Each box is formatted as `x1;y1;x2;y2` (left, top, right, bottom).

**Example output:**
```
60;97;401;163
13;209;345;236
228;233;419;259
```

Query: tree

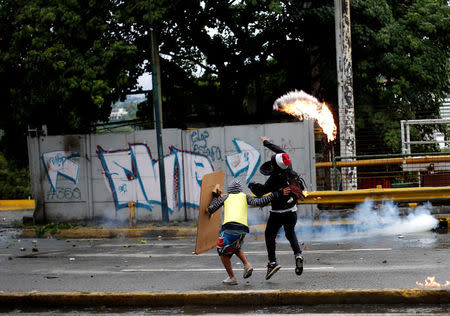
0;0;142;166
1;0;448;167
136;0;448;155
121;0;321;127
0;152;31;199
351;0;450;153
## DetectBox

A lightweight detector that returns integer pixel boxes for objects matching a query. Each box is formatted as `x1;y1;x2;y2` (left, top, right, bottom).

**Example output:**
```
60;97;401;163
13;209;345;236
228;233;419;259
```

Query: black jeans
265;211;301;263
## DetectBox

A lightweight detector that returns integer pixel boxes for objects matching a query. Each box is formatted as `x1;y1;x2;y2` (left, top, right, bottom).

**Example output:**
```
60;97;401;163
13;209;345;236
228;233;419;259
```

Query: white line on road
37;267;334;274
246;248;393;254
121;267;335;272
71;248;392;258
36;264;445;275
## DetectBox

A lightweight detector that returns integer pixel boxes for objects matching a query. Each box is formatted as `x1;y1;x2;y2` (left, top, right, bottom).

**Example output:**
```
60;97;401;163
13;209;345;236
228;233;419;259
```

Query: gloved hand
248;182;264;197
212;184;222;197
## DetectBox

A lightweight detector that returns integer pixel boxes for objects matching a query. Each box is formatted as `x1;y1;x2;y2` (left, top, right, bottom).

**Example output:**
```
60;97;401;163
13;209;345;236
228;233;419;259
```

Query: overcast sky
138;72;152;90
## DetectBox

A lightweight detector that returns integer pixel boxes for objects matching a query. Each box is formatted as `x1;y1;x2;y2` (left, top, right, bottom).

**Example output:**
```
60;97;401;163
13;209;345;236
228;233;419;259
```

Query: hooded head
228;179;243;193
260;153;291;175
274;153;291;169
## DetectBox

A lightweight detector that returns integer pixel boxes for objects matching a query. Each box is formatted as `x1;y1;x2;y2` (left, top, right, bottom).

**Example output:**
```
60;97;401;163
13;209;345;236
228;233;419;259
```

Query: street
1;229;448;293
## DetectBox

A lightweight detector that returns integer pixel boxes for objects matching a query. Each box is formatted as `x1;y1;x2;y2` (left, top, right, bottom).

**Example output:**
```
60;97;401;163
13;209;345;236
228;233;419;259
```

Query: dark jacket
248;140;301;211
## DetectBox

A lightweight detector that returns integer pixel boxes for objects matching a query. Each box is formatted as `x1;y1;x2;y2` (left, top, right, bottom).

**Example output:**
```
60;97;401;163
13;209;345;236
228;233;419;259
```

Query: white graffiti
225;139;261;183
97;144;214;213
41;151;80;191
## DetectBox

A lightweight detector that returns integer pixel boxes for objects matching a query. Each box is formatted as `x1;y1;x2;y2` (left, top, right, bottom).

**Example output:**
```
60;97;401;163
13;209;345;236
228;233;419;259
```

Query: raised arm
261;136;285;154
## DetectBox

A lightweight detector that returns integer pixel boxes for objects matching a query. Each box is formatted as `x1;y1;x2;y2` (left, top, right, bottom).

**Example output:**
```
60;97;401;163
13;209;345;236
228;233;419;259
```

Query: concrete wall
27;122;316;223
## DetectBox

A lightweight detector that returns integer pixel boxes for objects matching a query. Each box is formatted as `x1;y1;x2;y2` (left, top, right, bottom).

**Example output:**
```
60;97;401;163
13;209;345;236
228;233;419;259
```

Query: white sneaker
243;264;253;279
222;276;238;285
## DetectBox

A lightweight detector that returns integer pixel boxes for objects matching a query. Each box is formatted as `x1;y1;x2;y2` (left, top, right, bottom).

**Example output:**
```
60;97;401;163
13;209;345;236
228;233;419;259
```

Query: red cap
275;153;290;169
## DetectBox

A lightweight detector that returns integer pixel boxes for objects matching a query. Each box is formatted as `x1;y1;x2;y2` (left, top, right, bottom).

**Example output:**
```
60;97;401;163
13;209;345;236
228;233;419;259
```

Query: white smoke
296;199;439;242
352;199;438;236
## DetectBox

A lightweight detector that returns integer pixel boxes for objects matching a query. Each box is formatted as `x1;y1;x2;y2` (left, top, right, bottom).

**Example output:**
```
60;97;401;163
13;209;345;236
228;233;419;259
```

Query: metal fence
316;152;450;191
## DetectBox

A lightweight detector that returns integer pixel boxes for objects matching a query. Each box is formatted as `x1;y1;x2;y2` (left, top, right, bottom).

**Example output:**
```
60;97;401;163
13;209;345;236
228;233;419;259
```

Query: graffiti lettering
97;144;214;213
225;139;261;183
46;187;82;200
190;130;223;162
41;151;80;191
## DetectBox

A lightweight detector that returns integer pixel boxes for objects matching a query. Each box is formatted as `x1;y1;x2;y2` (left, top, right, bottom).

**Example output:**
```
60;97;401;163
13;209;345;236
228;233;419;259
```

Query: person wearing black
248;136;305;280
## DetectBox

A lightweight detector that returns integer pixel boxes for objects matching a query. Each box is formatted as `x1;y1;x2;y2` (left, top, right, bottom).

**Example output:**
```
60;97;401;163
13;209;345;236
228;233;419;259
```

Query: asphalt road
0;229;448;292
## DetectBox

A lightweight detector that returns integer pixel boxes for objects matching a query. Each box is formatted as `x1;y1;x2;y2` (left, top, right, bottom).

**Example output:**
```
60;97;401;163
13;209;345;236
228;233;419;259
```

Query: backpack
289;175;307;200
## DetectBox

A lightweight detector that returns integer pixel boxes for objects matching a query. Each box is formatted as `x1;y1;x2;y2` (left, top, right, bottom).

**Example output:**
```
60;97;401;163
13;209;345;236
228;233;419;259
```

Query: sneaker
222;276;238;285
295;254;304;276
243;264;253;279
265;262;281;280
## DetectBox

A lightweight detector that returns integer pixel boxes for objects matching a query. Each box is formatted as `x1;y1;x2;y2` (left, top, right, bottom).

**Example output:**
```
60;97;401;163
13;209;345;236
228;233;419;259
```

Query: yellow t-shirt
223;192;248;227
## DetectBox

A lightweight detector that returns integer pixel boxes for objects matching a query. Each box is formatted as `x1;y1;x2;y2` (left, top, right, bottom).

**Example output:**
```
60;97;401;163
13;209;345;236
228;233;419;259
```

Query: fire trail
273;90;337;142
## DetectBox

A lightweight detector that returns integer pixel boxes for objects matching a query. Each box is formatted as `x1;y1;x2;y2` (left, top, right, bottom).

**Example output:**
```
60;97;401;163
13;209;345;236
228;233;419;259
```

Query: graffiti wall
96;144;214;213
28;122;316;222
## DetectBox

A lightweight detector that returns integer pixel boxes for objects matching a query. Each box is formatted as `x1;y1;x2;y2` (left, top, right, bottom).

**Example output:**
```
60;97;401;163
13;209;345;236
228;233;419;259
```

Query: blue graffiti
41;151;80;192
190;130;223;162
97;144;214;213
118;184;127;194
225;139;261;183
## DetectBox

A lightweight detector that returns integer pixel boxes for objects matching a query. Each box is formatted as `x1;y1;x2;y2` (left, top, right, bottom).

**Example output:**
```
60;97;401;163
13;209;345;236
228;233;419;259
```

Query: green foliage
138;0;448;153
1;0;142;166
127;0;324;126
1;0;448;163
34;222;75;237
0;152;31;199
351;0;449;154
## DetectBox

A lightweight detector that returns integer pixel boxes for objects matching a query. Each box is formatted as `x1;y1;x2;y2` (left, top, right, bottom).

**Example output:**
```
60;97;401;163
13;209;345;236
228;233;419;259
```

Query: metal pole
333;155;338;191
334;0;357;190
27;128;45;223
406;123;411;155
148;0;169;222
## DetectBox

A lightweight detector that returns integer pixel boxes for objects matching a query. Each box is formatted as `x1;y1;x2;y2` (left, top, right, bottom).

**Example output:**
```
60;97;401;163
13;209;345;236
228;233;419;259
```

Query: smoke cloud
297;199;439;241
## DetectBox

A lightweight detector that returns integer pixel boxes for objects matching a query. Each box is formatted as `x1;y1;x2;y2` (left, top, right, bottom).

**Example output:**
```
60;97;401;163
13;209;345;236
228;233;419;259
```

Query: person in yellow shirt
208;178;285;285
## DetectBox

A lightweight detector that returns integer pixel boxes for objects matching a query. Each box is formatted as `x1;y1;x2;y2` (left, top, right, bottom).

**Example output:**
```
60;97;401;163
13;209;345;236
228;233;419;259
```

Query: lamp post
148;0;169;222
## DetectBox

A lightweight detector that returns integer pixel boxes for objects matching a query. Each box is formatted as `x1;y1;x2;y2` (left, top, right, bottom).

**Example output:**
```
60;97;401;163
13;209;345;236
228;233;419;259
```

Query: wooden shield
194;171;225;255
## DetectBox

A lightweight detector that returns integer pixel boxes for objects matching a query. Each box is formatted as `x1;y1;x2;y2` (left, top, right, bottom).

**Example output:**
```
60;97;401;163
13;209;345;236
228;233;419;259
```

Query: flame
273;90;337;142
416;276;450;288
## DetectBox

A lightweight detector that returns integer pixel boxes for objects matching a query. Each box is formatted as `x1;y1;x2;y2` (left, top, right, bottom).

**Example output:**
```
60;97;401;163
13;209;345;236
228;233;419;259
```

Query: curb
19;216;449;239
0;289;448;307
20;227;197;239
0;200;35;211
18;221;358;239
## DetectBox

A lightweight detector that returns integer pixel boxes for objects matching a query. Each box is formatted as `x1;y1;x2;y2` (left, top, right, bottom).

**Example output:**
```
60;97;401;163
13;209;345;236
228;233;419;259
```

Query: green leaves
0;153;31;199
352;0;449;153
0;0;448;165
1;0;142;135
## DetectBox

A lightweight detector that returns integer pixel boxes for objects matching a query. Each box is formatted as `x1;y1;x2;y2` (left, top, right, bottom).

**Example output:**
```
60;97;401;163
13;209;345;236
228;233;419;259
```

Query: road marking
96;242;194;247
38;267;334;274
121;265;448;273
246;248;393;254
121;267;335;272
72;248;393;258
36;264;446;275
